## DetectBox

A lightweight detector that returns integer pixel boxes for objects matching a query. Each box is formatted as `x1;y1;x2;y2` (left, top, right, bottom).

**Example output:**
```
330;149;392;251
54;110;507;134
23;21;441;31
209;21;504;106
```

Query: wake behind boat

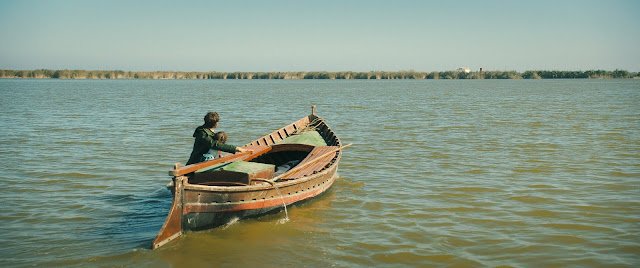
152;106;346;249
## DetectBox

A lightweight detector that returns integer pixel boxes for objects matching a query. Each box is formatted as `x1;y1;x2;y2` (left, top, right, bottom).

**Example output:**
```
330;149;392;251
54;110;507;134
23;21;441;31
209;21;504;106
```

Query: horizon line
1;68;638;72
2;69;638;80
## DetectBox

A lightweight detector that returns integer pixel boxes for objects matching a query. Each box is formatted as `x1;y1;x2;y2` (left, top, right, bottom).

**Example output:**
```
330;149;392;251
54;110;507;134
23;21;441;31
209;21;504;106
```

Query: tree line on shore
0;69;637;80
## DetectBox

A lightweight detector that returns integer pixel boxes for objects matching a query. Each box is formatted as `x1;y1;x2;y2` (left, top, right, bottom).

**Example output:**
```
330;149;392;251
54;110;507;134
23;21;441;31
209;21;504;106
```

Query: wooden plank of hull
247;116;311;147
185;168;337;213
182;167;338;230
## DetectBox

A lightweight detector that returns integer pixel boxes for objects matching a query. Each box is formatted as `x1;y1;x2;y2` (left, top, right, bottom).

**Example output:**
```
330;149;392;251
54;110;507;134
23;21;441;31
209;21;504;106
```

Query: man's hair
203;112;220;128
213;131;227;143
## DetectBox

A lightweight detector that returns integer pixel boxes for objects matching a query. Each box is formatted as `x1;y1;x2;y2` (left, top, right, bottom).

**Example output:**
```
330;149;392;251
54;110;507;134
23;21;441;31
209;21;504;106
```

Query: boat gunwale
181;154;340;192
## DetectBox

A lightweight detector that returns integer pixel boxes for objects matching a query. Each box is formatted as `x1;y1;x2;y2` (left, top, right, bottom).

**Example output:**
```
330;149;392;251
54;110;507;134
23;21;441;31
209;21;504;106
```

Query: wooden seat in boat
191;161;275;186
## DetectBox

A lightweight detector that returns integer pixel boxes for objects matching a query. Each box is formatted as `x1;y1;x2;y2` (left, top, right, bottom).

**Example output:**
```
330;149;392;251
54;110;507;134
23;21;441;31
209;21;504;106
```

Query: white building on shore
457;67;471;73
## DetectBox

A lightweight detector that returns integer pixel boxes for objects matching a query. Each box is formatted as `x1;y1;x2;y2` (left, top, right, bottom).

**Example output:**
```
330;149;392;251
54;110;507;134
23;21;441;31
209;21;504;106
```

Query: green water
0;79;638;267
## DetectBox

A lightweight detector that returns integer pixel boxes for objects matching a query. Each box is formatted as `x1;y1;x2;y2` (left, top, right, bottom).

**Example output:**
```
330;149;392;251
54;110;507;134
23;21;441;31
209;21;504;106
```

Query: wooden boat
152;106;345;249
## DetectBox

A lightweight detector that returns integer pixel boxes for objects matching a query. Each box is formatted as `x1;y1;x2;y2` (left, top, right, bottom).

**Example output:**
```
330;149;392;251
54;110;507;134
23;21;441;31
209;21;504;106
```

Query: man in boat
186;112;248;165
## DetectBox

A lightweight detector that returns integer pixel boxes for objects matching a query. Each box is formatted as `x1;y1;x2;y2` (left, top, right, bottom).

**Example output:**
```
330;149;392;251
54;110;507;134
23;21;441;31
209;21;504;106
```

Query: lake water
0;79;638;267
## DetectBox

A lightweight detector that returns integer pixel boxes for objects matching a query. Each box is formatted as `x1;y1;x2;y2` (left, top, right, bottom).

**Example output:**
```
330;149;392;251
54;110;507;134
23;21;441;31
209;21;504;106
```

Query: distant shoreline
1;69;638;80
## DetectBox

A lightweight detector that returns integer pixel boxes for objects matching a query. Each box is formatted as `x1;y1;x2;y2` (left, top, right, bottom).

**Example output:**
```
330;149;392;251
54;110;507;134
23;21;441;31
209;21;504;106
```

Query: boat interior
166;114;340;187
187;129;339;187
188;143;317;186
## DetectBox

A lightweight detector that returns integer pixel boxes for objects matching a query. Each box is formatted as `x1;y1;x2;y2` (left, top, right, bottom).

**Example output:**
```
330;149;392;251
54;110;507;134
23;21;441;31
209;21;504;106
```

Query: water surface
0;79;638;267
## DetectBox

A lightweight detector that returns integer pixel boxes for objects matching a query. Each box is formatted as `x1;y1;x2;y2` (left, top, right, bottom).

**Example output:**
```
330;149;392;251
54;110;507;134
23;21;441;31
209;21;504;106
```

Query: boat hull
153;155;340;249
183;168;338;230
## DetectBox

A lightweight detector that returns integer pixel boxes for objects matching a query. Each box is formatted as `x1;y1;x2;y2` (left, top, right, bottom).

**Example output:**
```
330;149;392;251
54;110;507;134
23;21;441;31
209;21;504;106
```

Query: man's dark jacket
186;126;238;165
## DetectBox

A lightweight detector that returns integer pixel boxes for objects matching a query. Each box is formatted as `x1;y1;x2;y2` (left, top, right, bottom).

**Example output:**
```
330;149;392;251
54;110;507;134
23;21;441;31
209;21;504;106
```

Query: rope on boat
252;178;289;223
291;118;323;135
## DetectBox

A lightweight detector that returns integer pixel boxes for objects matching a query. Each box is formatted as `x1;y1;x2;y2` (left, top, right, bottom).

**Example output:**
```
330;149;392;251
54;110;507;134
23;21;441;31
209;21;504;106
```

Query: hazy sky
1;0;639;71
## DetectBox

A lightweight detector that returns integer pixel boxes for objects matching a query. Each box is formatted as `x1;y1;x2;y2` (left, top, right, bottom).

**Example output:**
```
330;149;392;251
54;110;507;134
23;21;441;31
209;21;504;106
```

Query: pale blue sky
1;0;639;71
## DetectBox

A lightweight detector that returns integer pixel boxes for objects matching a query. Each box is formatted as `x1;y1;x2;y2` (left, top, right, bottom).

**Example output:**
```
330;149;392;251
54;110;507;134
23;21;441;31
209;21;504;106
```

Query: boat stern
152;176;186;249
